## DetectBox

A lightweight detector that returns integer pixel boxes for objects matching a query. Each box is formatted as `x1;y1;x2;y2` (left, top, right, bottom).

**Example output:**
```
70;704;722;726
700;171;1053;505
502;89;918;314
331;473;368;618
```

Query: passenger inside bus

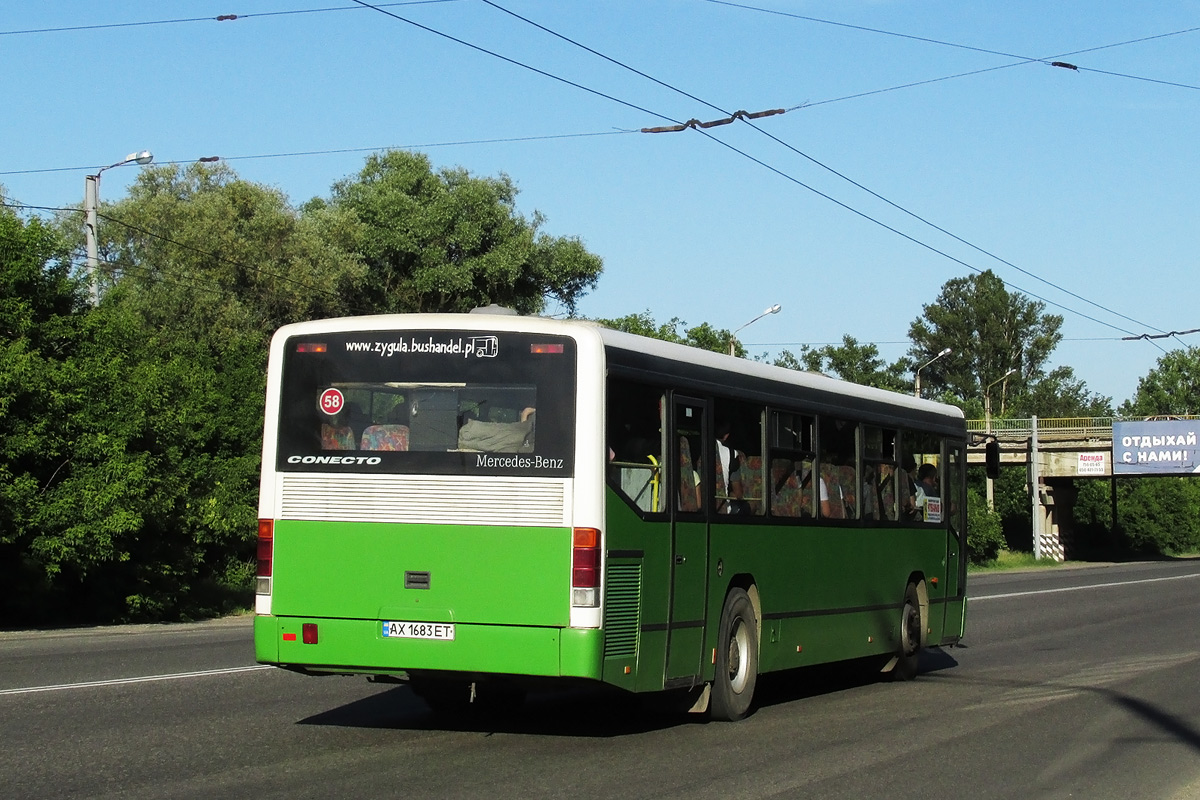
714;420;748;514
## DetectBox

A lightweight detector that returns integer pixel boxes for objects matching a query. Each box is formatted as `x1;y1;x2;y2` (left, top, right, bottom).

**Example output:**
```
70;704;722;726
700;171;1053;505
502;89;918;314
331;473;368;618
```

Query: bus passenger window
714;398;763;516
863;427;898;521
819;417;857;520
902;430;944;523
607;379;666;513
768;410;816;518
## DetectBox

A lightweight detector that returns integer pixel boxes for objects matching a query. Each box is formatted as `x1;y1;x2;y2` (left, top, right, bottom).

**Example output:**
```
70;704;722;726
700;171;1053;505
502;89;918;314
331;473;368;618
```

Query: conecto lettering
287;455;382;465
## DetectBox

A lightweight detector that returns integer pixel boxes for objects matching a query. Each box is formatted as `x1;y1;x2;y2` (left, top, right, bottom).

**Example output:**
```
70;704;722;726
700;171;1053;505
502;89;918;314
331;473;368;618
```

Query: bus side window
607;379;666;513
901;430;944;524
713;398;763;516
863;427;898;521
819;416;858;520
768;410;815;519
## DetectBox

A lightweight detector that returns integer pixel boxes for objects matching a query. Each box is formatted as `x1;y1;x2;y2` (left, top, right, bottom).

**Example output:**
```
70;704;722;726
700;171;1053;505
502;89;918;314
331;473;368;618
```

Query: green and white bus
254;309;967;720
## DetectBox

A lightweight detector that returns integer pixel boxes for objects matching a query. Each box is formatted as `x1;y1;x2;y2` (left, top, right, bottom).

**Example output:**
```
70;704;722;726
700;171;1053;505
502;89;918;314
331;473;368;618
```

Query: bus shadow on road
297;684;703;737
297;648;959;735
751;647;961;711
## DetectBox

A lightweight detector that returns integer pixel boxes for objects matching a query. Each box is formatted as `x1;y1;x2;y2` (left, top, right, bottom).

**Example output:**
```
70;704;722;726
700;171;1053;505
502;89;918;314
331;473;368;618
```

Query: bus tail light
256;519;273;596
572;527;600;607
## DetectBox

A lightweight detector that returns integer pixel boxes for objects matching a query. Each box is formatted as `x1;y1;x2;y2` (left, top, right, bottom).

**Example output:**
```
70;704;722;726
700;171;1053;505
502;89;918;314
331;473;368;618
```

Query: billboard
1112;420;1200;475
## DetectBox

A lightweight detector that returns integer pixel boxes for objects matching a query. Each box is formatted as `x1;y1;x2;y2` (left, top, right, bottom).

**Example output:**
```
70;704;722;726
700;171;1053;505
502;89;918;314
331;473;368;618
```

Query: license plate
382;621;455;641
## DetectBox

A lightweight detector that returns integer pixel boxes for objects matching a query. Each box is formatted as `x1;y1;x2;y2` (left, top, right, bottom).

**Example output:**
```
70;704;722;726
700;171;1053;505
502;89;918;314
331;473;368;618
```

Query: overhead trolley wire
476;0;1166;341
0;131;633;178
0;1;463;37
702;0;1200;93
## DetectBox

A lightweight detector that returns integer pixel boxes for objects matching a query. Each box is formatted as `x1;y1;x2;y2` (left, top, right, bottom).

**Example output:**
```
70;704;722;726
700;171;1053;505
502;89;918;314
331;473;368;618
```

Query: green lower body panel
255;615;604;681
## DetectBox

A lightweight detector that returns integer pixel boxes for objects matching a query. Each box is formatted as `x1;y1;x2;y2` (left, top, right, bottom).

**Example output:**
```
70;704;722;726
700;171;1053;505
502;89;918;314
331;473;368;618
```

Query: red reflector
302;623;318;644
296;342;327;353
530;343;564;354
256;520;274;578
283;633;297;641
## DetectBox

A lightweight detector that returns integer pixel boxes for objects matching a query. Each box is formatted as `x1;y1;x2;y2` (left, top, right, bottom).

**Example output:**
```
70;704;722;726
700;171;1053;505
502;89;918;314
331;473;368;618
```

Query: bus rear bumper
254;614;603;681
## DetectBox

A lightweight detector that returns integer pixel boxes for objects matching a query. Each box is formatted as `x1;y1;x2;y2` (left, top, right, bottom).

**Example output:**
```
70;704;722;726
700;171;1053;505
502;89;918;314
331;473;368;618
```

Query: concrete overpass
965;416;1200;561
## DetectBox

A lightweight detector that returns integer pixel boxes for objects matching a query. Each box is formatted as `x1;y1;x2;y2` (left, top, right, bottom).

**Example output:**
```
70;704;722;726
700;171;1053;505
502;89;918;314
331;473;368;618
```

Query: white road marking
972;571;1200;601
0;664;274;696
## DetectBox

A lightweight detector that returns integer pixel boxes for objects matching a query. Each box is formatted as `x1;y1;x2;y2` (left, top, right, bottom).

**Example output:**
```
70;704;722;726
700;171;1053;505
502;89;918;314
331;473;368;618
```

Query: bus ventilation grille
603;563;641;658
277;475;567;527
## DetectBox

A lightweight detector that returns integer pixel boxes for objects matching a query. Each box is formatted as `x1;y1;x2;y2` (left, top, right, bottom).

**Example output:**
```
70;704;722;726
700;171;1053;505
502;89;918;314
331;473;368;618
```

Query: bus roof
271;312;964;428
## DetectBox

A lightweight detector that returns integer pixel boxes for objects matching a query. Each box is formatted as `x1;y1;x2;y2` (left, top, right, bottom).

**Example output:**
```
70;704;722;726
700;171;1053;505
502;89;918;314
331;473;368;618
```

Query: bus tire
891;583;923;682
710;588;758;721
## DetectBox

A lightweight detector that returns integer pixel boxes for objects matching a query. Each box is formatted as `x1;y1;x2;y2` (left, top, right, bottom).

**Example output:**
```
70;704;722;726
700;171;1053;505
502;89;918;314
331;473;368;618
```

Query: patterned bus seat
360;424;410;451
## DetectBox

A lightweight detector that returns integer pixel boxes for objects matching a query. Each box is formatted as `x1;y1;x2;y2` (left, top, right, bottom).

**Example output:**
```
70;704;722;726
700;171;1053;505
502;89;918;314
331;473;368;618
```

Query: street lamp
983;368;1018;434
984;367;1017;511
729;303;781;356
85;150;154;304
913;347;951;398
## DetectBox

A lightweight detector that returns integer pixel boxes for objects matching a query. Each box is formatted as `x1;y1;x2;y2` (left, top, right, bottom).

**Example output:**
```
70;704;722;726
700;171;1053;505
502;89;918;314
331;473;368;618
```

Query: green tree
1016;366;1112;417
0;207;84;621
909;270;1109;416
597;310;740;355
779;335;908;391
81;162;365;340
328;150;602;316
1118;346;1200;416
1116;477;1200;555
909;269;1058;404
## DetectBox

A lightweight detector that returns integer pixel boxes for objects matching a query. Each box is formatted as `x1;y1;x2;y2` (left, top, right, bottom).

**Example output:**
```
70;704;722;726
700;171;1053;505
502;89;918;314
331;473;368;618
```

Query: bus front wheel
891;583;923;682
710;588;758;721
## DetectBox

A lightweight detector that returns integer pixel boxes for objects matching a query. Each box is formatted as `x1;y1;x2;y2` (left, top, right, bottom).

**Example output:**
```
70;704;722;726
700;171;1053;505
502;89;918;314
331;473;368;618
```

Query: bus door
665;395;710;681
941;444;967;639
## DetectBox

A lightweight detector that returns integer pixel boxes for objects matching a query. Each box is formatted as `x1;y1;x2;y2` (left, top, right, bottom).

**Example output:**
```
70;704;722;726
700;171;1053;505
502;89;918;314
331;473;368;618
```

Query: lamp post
913;347;951;398
85;150;154;304
984;367;1017;510
729;303;781;356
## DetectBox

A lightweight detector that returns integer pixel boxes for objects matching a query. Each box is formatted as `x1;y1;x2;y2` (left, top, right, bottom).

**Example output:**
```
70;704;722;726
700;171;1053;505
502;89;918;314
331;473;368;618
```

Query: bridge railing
966;416;1200;439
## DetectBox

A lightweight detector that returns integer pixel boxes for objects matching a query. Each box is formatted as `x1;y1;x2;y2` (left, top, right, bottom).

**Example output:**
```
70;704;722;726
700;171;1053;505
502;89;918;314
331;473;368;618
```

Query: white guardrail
966;416;1200;439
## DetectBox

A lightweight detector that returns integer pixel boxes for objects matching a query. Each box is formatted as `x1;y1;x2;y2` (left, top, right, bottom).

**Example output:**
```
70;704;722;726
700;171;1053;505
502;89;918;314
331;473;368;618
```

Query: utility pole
84;150;153;304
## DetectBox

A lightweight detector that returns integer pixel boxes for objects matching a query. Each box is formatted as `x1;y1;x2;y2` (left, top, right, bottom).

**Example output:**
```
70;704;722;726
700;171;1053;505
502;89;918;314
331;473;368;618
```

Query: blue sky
4;1;1198;406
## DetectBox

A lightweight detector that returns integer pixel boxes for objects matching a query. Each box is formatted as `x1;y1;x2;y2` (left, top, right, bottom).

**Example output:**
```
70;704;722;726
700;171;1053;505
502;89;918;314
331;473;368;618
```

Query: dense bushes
966;488;1005;565
2;155;603;627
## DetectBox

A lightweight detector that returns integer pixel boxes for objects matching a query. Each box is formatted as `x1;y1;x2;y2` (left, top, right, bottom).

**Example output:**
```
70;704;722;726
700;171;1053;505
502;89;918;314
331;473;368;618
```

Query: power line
0;1;462;37
3;5;1179;342
703;0;1200;93
344;0;680;126
0;131;633;177
476;0;1166;340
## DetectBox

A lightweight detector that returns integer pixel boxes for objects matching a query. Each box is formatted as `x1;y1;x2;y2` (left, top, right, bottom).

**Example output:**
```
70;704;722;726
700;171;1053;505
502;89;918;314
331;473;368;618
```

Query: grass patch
969;549;1065;573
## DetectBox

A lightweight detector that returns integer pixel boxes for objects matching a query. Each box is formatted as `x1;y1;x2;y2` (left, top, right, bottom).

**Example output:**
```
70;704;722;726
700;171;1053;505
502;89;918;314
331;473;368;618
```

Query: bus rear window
276;330;576;477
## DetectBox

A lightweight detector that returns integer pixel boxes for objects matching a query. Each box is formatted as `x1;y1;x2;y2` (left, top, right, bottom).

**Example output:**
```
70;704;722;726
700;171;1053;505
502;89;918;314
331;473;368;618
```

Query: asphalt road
4;560;1200;799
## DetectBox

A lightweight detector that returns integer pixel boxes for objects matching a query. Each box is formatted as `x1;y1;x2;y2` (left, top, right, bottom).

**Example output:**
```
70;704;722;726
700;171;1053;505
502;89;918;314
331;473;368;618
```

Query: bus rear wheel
710;588;758;721
891;583;923;682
